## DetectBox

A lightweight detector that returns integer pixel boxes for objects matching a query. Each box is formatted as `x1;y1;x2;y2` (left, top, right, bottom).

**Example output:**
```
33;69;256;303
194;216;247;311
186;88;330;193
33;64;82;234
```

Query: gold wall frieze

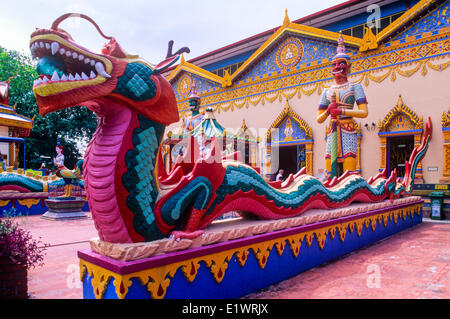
176;35;449;116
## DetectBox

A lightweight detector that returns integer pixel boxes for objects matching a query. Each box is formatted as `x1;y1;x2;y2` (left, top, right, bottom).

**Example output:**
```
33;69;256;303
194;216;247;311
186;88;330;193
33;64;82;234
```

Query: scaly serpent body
25;14;432;244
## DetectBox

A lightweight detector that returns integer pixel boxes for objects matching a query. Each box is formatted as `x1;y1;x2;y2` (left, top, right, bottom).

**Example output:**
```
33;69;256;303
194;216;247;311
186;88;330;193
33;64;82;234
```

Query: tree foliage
0;46;97;169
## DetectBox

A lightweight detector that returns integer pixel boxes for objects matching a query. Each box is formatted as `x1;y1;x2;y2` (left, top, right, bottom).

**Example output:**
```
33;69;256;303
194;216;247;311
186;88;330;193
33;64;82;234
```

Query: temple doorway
387;135;414;177
264;101;314;180
278;145;306;178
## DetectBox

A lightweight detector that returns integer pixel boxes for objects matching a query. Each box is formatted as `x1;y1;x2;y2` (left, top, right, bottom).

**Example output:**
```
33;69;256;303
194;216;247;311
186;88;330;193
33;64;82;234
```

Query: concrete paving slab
12;214;449;299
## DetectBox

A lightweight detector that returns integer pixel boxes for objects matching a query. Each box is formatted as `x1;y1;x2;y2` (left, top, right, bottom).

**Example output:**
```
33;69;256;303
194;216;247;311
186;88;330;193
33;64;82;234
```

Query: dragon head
30;13;180;125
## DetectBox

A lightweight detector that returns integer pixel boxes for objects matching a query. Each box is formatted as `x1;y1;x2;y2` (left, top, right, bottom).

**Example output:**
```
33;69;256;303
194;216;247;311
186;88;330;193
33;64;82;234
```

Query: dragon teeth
95;62;111;78
32;40;110;81
94;62;104;73
51;42;59;55
51;70;60;81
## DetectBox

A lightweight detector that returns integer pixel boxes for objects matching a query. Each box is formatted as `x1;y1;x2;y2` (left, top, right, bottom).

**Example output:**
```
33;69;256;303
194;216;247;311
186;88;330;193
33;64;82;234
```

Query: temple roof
231;10;361;82
165;0;443;87
0;103;34;130
167;55;224;87
0;81;33;131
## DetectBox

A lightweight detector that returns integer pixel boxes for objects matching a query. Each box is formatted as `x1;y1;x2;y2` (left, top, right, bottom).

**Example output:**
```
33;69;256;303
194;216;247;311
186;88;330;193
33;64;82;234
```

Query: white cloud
0;0;344;63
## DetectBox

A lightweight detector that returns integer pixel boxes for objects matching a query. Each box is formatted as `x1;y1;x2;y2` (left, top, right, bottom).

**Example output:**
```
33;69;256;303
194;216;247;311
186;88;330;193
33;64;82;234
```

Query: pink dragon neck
83;99;135;243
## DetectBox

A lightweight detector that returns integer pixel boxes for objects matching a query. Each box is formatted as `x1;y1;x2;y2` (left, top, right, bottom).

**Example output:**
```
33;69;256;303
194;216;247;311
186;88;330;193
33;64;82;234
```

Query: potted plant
0;216;47;299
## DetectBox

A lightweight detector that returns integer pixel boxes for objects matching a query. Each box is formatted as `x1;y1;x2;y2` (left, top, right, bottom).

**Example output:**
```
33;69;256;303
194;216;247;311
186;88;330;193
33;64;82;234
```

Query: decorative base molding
41;199;87;220
79;198;423;299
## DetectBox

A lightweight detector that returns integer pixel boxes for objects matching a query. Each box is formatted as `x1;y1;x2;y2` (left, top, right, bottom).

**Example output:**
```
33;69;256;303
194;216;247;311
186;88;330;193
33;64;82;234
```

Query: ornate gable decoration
231;9;361;82
361;0;444;52
235;119;258;142
265;100;312;142
391;0;450;42
276;37;304;69
177;73;193;96
378;95;423;133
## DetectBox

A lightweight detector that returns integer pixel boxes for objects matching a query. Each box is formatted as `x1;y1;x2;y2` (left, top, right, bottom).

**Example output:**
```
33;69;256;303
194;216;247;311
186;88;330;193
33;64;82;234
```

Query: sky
0;0;345;64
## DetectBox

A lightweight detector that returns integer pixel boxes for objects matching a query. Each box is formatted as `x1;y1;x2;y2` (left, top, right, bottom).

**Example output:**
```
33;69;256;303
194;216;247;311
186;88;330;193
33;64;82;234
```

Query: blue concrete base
0;198;90;217
79;200;423;299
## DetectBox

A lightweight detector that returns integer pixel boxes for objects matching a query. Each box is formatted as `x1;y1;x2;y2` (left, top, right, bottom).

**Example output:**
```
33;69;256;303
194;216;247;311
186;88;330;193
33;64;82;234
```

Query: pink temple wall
168;64;450;184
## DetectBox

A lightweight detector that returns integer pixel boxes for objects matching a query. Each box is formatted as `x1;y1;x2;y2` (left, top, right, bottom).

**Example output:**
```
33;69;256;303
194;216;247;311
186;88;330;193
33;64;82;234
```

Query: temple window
340;12;404;38
211;62;244;77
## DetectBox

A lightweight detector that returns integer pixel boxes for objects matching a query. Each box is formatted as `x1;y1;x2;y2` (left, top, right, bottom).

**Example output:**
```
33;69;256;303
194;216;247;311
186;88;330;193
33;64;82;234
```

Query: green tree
0;46;97;169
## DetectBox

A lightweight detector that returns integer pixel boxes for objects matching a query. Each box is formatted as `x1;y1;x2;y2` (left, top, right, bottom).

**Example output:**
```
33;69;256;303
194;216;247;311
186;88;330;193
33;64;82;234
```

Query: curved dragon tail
388;117;432;196
0;173;46;193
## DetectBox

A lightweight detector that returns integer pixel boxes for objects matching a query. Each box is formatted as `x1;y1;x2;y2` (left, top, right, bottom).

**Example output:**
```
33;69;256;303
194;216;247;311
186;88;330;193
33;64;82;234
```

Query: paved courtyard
16;214;449;299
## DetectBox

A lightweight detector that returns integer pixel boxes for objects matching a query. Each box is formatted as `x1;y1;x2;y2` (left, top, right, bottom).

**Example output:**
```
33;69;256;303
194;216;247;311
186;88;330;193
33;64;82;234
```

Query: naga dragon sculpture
28;14;432;244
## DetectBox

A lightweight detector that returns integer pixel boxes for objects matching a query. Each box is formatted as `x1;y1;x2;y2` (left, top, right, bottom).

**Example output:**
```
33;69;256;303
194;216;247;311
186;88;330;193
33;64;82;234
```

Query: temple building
163;0;450;188
0;81;33;168
164;85;259;171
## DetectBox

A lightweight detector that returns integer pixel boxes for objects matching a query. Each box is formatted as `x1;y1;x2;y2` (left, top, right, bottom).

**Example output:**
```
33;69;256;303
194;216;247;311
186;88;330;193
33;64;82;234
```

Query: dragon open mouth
30;33;113;97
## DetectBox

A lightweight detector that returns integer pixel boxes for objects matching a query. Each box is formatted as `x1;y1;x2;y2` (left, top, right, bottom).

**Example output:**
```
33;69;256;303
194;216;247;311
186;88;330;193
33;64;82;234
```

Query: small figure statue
52;139;83;197
285;46;294;60
53;140;65;169
317;32;368;178
183;84;204;133
284;118;294;141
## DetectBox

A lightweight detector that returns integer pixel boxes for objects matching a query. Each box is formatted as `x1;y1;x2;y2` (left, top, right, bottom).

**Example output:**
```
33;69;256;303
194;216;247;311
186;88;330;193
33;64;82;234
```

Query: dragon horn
51;13;112;40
